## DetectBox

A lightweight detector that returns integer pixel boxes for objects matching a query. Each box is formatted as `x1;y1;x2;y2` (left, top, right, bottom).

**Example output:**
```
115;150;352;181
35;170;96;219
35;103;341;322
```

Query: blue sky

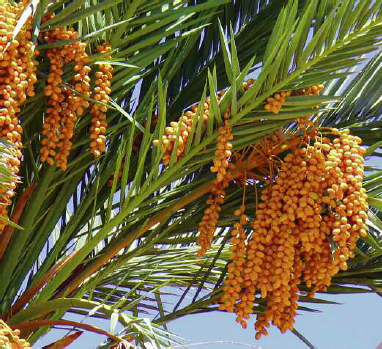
169;292;382;349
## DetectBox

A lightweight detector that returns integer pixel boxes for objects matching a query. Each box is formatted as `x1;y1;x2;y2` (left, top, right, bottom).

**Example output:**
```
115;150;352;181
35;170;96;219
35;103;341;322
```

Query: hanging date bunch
197;108;234;257
153;80;255;165
218;123;368;339
0;0;38;232
89;42;113;158
39;14;114;170
40;14;91;171
0;319;30;348
152;95;218;165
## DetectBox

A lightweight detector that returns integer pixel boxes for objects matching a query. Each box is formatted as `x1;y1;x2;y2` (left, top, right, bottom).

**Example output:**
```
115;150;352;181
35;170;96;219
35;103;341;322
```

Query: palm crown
0;0;381;348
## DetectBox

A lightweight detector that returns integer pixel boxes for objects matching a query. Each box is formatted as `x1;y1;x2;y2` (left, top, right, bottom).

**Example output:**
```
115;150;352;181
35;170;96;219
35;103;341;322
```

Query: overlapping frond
0;0;381;347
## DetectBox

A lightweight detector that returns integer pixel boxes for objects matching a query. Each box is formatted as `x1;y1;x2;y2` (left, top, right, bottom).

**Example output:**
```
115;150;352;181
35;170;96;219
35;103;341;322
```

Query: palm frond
0;1;382;348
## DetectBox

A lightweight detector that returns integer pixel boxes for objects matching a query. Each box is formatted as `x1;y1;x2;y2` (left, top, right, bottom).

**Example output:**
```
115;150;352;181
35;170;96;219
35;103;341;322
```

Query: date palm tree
0;0;382;347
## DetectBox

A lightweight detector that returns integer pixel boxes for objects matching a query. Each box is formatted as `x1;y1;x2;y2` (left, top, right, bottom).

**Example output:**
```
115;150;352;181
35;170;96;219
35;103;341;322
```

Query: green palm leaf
0;0;382;348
